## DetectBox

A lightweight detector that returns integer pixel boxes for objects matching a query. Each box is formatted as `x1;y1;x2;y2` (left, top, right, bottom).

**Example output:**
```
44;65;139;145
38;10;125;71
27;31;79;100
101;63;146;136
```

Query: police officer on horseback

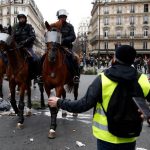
11;11;38;78
54;9;80;83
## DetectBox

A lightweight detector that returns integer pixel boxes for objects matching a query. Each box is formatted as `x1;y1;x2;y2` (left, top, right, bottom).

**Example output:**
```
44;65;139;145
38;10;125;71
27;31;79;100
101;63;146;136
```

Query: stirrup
73;76;80;84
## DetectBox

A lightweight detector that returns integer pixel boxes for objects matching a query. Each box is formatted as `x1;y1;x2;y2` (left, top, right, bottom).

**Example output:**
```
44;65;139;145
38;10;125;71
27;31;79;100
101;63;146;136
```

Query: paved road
0;75;150;150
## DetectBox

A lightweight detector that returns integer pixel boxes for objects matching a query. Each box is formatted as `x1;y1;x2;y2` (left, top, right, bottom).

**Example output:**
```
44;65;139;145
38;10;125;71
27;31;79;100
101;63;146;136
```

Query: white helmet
17;11;27;19
56;9;68;18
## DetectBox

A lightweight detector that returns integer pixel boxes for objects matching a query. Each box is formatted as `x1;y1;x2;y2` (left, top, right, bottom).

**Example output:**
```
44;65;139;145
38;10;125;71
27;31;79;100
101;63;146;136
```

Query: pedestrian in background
48;45;150;150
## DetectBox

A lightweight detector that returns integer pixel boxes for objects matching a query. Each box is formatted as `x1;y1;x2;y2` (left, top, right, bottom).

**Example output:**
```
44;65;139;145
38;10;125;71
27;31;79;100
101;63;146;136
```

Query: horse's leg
38;82;45;108
0;78;3;98
48;86;63;139
17;84;26;129
61;88;67;117
74;83;79;100
72;83;79;117
9;81;18;114
26;82;32;116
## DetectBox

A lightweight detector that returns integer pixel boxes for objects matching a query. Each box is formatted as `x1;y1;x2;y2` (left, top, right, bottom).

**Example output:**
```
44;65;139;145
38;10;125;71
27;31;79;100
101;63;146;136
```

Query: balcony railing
90;34;149;44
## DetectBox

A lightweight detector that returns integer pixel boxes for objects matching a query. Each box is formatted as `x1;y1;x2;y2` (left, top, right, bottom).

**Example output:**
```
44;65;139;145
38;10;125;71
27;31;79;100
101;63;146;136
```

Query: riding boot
28;57;36;79
72;55;80;84
73;61;80;84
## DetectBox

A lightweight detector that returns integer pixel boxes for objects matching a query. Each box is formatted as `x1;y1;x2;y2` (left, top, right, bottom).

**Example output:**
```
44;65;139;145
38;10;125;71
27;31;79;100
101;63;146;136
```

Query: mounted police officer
11;11;39;78
47;9;80;83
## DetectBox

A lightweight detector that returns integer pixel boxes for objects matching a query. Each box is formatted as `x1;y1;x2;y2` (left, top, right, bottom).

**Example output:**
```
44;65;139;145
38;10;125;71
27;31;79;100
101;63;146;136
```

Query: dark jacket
61;22;76;49
57;63;150;113
12;23;35;48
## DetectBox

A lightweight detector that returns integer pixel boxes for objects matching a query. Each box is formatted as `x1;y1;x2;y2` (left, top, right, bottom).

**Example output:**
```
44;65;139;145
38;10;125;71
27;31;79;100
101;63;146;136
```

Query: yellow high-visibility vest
92;72;150;144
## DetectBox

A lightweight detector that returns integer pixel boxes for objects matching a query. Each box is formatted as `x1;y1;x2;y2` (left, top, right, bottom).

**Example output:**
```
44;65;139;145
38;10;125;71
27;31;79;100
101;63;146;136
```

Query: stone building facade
89;0;150;56
0;0;45;55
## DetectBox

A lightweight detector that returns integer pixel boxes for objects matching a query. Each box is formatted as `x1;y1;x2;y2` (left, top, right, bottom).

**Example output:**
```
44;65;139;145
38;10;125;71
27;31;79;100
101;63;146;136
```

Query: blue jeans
97;139;136;150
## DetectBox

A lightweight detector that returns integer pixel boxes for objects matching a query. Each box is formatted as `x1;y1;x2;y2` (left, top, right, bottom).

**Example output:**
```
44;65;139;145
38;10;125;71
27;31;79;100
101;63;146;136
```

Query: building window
144;28;148;37
130;28;134;37
22;7;26;11
130;4;135;13
143;15;148;24
130;16;135;25
144;4;149;12
0;8;2;16
14;7;18;14
143;41;148;49
116;16;122;25
104;30;108;38
104;42;108;49
104;17;109;25
116;29;121;38
7;7;10;15
130;42;134;47
14;17;17;24
7;18;10;25
117;6;122;13
104;6;109;14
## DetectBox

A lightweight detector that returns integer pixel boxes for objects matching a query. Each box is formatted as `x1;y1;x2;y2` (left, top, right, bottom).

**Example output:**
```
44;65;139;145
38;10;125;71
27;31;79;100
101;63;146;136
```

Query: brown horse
0;33;45;129
0;35;33;128
43;21;80;138
0;56;6;98
0;33;8;99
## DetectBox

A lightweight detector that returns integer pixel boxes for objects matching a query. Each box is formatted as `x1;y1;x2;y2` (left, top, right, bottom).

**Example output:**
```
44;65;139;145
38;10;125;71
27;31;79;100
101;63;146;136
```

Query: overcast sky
35;0;93;34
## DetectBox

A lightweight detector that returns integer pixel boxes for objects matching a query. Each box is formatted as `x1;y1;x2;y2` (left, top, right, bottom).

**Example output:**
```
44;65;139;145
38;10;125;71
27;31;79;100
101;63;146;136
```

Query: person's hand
48;96;59;107
138;109;144;121
20;40;27;46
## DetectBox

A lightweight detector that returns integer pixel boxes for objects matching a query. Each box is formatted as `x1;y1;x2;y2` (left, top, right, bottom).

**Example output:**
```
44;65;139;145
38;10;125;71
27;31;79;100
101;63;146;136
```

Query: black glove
19;40;27;46
62;38;69;45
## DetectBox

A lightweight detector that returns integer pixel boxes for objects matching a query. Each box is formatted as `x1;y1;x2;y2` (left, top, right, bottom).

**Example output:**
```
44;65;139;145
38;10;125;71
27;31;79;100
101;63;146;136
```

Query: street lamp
79;33;87;67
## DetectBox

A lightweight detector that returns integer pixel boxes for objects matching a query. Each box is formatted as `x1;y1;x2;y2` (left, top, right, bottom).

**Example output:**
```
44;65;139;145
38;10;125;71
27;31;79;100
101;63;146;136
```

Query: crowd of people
81;55;150;76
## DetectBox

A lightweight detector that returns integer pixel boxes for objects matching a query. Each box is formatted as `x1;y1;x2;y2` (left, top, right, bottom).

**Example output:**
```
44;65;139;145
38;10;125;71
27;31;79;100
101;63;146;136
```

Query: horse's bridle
47;42;61;63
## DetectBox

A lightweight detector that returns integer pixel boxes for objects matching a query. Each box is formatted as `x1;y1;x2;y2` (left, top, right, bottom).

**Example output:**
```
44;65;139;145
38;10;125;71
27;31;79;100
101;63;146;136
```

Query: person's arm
62;24;76;44
25;24;35;44
49;76;102;113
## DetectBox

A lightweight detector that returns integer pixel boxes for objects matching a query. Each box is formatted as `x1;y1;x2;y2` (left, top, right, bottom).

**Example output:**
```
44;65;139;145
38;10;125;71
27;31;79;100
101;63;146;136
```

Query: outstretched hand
48;96;59;107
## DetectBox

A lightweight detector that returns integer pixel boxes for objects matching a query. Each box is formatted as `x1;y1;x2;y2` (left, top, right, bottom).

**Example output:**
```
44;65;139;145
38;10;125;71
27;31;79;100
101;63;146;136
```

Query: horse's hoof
147;118;150;126
62;112;67;117
16;123;24;129
72;113;78;117
26;109;32;116
48;129;56;139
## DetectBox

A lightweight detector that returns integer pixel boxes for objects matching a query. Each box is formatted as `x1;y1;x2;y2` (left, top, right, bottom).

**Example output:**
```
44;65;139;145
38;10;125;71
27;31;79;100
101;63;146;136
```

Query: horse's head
45;28;62;63
0;33;10;52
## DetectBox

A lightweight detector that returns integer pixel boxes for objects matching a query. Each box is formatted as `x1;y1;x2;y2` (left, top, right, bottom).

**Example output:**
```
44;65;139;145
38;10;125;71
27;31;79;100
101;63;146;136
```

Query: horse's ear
45;21;51;31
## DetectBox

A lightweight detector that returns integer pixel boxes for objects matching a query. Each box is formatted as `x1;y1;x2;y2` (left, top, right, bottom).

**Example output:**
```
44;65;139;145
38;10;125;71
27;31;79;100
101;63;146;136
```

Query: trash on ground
30;138;34;142
76;141;85;147
0;99;11;111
